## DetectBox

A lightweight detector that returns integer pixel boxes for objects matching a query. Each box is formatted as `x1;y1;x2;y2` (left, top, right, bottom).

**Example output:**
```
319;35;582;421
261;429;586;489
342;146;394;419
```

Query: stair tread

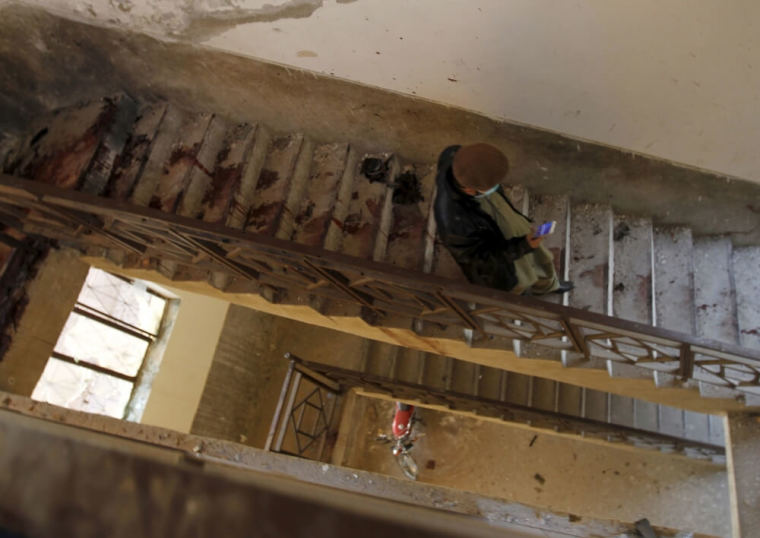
420;353;452;390
583;389;608;422
148;111;214;212
693;237;739;344
130;105;187;207
245;133;305;235
394;348;425;385
450;359;478;395
291;142;350;247
364;341;397;378
708;414;725;446
79;95;138;196
385;164;436;270
476;366;503;401
633;400;659;432
654;226;696;334
568;203;611;315
683;410;711;444
13;96;132;191
200;122;258;224
557;383;582;416
177;115;230;218
733;246;760;350
504;372;531;406
609;393;634;428
612;215;653;324
108;102;168;201
531;377;557;412
565;203;611;370
323;148;360;253
658;405;685;438
334;154;389;258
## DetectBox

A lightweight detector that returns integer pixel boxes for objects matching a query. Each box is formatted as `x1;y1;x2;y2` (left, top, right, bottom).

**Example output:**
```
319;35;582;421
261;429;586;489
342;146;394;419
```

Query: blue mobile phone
534;220;556;238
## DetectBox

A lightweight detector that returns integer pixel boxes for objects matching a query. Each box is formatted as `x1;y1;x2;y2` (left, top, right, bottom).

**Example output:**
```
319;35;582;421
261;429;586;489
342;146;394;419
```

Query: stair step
683;410;710;444
633;400;659;432
274;137;316;241
200;122;261;225
385;164;436;270
177;116;230;218
609;394;635;428
583;389;608;422
733;247;760;350
531;377;557;412
13;95;136;191
420;353;453;391
370;158;398;262
651;226;697;387
450;359;478;395
569;203;612;314
108;102;168;201
693;237;739;344
333;153;391;258
566;203;612;369
557;383;582;416
612;215;654;324
80;95;139;196
291;142;351;247
149;111;214;213
658;405;685;438
363;341;398;379
503;372;531;406
323;148;361;253
476;366;503;401
654;226;696;333
708;415;725;446
130;105;188;207
245;133;306;234
394;348;425;385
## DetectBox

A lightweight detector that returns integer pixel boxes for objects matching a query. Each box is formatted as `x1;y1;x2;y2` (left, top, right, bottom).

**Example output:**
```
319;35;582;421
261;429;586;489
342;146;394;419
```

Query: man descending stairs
0;94;759;419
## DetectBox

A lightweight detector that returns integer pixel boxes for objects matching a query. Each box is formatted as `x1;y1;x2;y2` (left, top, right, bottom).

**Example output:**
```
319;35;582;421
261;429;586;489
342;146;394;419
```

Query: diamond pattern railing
1;173;760;397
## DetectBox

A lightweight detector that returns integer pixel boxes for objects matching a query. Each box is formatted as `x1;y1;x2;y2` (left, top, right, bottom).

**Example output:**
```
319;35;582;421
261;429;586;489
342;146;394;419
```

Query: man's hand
526;228;544;249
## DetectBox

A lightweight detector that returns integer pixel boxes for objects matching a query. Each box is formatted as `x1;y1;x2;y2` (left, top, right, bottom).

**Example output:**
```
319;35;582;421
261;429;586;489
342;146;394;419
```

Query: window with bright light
31;267;170;418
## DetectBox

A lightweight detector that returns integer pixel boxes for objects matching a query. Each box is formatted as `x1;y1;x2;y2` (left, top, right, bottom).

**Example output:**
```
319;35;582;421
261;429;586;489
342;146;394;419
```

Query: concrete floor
339;395;730;536
192;306;731;536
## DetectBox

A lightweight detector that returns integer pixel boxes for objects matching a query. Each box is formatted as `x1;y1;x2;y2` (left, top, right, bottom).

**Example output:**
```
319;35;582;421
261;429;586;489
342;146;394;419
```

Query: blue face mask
473;184;500;199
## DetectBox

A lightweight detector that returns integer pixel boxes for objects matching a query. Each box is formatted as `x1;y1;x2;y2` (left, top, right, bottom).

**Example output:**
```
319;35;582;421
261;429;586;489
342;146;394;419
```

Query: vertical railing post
264;357;295;452
679;344;694;381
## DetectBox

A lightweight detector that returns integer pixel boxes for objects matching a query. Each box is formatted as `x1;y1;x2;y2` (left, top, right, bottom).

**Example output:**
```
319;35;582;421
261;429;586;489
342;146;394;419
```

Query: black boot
552;280;574;294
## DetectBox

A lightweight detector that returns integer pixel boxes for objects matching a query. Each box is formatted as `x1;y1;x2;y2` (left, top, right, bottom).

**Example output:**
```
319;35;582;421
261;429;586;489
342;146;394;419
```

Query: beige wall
0;248;89;396
140;287;229;433
16;0;760;184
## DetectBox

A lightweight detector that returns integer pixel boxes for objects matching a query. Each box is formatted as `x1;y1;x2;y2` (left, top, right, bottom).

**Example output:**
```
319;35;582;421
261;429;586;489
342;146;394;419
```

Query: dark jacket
433;145;534;292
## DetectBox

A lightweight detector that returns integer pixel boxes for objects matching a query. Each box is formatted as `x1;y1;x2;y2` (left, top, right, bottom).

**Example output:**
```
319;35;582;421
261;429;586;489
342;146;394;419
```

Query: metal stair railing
283;353;724;460
1;173;759;395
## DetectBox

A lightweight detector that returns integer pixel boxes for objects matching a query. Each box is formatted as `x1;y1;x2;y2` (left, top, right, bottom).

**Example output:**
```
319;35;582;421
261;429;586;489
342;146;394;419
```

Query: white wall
17;0;760;183
140;287;228;433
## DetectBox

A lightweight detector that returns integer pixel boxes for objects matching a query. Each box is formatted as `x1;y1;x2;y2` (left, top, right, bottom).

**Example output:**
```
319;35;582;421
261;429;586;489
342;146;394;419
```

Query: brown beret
452;143;510;191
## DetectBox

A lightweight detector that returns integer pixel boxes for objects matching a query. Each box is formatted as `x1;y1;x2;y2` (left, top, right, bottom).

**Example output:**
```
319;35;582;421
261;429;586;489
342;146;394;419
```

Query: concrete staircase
2;95;759;411
361;339;725;448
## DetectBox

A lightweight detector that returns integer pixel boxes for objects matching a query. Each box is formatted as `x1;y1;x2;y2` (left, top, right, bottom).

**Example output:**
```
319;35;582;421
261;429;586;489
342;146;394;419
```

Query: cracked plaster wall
5;0;760;184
